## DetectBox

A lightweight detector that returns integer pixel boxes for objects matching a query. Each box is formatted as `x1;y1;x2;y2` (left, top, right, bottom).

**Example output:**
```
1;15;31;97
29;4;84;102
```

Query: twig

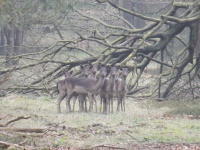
6;116;31;126
0;116;31;127
125;133;141;143
80;144;127;150
0;66;16;85
16;132;44;137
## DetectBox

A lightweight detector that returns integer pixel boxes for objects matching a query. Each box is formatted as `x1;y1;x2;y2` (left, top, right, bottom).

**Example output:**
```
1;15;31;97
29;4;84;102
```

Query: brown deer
107;66;118;113
72;65;91;112
89;63;99;79
65;66;107;112
88;63;100;112
100;78;108;113
73;63;100;112
57;65;90;113
116;67;129;112
100;66;118;114
57;70;73;113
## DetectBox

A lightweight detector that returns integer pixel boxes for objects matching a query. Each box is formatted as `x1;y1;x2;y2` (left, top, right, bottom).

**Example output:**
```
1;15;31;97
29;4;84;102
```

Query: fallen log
0;127;56;133
0;141;31;150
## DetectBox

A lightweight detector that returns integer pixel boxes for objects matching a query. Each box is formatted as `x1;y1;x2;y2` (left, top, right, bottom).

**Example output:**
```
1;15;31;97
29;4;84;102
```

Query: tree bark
0;29;5;55
4;25;15;66
123;0;146;28
194;22;200;55
13;28;22;65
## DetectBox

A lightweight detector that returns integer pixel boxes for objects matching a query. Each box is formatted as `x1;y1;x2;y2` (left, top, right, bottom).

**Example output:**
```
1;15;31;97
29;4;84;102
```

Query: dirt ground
0;94;200;150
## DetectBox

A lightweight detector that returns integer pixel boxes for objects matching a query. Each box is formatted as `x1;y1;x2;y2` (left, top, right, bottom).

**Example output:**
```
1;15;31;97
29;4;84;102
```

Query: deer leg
109;94;114;114
72;96;77;112
116;94;120;111
111;95;113;114
102;97;107;114
57;92;67;113
84;95;87;112
109;97;111;114
105;95;110;114
66;93;74;112
122;95;125;112
78;95;83;112
100;96;103;113
82;95;87;112
92;94;97;112
108;96;110;114
120;96;123;111
79;98;82;112
88;93;93;112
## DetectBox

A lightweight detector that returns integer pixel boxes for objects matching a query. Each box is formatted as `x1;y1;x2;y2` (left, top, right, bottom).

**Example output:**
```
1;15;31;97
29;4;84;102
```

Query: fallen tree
0;0;200;99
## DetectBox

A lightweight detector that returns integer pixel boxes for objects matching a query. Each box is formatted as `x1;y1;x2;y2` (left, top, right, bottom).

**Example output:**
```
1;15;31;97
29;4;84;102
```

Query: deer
73;63;100;112
88;63;100;112
57;70;73;114
65;66;107;112
100;66;118;114
106;66;118;113
116;67;129;112
99;78;108;114
72;65;91;112
100;67;117;114
57;65;90;113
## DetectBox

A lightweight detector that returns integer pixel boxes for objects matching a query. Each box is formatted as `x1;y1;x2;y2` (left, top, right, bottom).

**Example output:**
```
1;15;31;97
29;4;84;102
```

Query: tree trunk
194;23;200;56
132;2;146;28
0;29;5;55
122;0;146;28
122;0;133;27
4;26;15;66
113;0;119;5
14;28;22;65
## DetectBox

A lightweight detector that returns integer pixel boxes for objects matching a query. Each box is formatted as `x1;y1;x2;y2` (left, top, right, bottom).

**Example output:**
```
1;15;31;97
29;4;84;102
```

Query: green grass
0;95;200;148
143;99;200;117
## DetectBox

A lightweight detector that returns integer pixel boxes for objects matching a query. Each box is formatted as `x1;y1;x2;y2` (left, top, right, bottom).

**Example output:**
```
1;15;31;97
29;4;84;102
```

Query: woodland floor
0;94;200;150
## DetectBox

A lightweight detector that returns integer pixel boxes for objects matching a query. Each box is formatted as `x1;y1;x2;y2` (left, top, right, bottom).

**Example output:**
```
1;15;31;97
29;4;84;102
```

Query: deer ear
97;63;101;70
69;70;73;76
99;62;105;67
106;65;111;70
105;65;110;73
115;65;122;70
88;61;92;68
62;71;65;76
98;62;101;66
96;72;100;78
118;70;122;75
80;65;84;70
63;70;73;78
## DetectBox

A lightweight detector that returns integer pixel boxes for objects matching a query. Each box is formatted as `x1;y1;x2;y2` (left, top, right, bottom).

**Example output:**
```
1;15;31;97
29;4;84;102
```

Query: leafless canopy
0;0;200;99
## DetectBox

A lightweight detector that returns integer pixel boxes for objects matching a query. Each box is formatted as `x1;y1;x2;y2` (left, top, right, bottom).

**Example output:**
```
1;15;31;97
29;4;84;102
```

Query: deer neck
89;72;96;79
108;75;116;91
93;75;105;91
118;76;127;91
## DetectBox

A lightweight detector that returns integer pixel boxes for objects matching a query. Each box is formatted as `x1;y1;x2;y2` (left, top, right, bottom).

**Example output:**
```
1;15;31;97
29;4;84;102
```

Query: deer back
65;77;101;94
57;70;73;93
65;66;106;94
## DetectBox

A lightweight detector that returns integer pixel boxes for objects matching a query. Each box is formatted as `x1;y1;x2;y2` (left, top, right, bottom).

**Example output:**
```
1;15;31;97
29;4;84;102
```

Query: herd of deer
57;63;129;114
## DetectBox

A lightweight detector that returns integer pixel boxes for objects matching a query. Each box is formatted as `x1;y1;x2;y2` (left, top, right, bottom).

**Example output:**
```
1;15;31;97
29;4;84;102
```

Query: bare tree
123;0;146;28
0;0;200;100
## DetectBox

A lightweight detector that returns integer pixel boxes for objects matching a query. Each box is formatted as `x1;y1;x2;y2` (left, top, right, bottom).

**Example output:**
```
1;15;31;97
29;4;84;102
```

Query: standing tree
0;0;75;66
